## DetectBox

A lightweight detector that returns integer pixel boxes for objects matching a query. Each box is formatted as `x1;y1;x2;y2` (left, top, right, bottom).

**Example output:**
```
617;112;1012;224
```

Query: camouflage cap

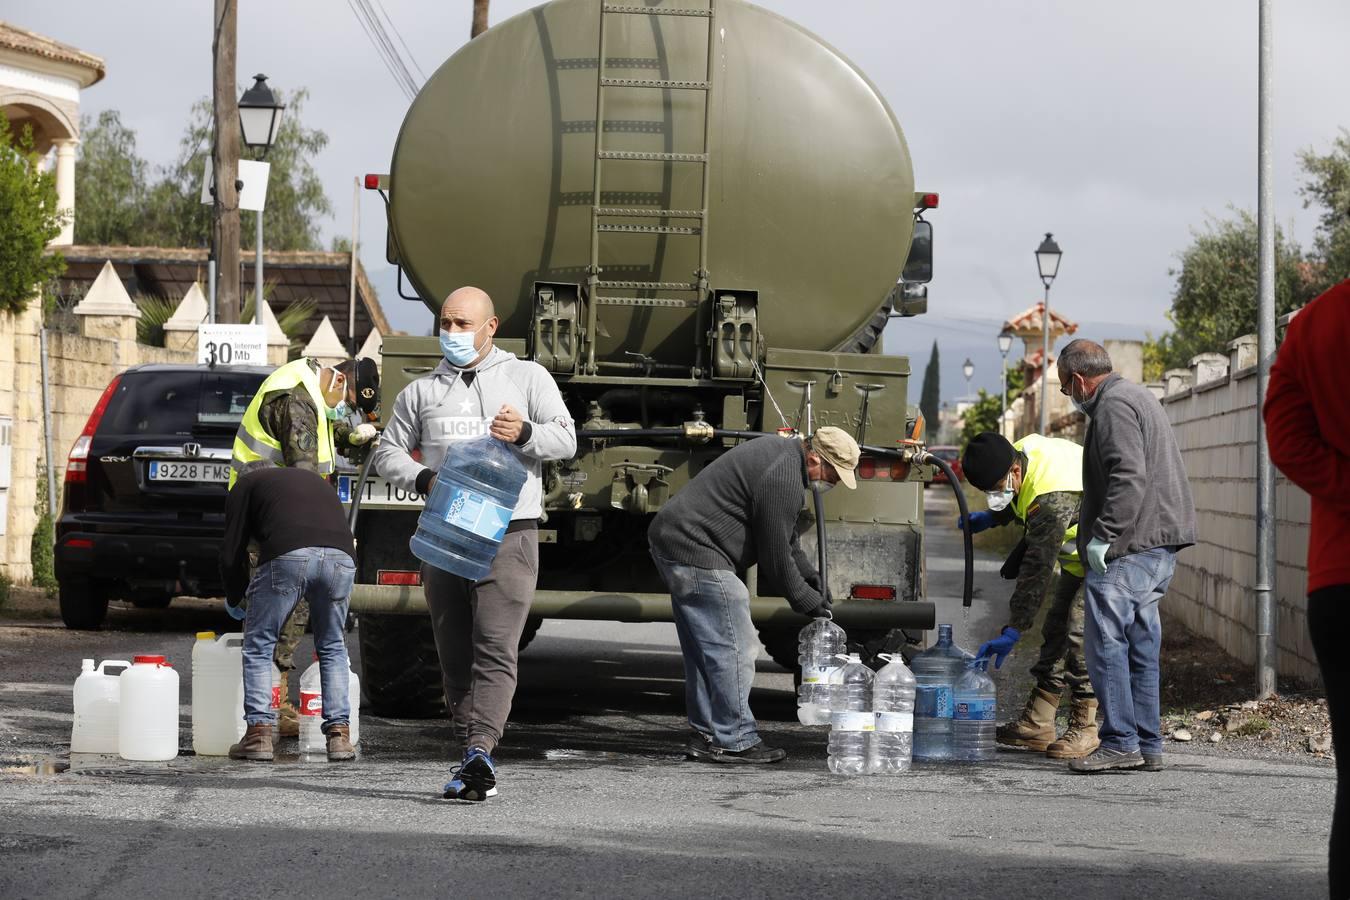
811;426;859;489
353;357;380;414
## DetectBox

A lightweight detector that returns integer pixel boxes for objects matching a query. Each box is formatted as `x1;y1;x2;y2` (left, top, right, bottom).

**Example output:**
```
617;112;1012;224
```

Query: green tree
918;340;940;441
1298;129;1350;292
1145;209;1315;372
0;111;67;313
73;110;150;245
70;90;332;250
961;365;1025;446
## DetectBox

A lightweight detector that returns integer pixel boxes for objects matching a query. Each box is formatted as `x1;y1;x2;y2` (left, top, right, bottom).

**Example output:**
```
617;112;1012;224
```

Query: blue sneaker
442;747;498;801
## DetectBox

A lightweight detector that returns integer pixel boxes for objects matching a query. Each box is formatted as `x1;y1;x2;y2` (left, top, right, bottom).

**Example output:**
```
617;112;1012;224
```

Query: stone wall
1160;332;1317;684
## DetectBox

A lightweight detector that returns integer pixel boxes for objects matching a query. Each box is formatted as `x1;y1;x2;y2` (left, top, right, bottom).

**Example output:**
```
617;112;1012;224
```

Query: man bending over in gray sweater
648;427;860;764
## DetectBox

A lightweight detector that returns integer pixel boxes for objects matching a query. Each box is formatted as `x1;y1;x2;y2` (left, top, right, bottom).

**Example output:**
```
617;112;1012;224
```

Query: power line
374;0;427;83
346;0;418;101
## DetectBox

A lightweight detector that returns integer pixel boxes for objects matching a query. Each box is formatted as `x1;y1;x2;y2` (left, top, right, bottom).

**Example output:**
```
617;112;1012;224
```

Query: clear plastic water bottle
796;617;847;725
869;653;916;774
910;624;973;761
827;653;874;776
952;661;998;762
410;435;529;581
298;656;362;755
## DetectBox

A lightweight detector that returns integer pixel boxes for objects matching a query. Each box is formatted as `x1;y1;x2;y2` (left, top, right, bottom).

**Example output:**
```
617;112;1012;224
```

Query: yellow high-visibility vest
229;359;334;489
1012;433;1084;577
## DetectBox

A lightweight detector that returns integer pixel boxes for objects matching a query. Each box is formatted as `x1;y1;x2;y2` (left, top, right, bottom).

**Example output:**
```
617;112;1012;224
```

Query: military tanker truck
346;0;940;716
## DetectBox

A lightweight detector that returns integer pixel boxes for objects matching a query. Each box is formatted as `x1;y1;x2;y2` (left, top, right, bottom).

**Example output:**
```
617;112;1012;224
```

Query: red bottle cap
133;655;167;665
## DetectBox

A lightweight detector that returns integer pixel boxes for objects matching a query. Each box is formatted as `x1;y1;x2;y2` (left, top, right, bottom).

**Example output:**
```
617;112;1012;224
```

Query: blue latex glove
976;626;1020;669
224;598;246;621
957;511;995;534
1085;538;1111;576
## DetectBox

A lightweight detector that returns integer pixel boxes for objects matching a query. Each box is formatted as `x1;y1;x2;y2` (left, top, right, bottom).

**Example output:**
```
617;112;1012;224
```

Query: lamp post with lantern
1035;233;1063;434
998;329;1014;436
238;74;285;326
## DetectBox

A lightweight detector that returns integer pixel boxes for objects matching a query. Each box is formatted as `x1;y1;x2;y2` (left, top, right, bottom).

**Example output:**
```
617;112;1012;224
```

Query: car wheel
59;579;110;630
357;613;447;718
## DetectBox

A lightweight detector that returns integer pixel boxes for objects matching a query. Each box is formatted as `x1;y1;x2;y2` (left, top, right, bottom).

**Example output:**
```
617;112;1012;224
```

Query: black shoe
1141;753;1164;772
442;747;498;801
702;741;787;765
1068;746;1145;774
683;730;715;761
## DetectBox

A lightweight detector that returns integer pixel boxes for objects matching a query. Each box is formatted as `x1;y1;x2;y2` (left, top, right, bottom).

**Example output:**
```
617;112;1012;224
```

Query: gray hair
1058;339;1113;380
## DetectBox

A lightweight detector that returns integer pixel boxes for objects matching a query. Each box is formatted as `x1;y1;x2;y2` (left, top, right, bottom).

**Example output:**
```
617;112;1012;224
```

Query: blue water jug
410;436;529;581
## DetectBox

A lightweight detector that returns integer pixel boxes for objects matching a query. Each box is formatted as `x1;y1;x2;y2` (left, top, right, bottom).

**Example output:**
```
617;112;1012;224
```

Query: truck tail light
377;570;421;586
66;375;121;486
855;455;911;482
850;584;897;601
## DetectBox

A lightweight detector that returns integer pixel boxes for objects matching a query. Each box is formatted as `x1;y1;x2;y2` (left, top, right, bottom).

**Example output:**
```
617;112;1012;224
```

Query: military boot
326;725;356;762
228;724;274;761
277;671;299;738
995;687;1061;751
1046;698;1100;759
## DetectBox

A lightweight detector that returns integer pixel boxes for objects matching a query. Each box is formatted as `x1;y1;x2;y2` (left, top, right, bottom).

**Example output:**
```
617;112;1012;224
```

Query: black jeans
1308;586;1350;899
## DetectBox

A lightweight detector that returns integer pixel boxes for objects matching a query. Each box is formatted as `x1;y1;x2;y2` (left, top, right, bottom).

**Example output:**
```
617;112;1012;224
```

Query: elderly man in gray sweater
1057;339;1195;774
649;427;859;764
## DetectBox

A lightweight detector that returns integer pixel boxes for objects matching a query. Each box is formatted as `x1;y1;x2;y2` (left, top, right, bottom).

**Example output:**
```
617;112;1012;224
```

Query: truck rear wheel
757;627;799;674
357;613;446;718
357;613;548;718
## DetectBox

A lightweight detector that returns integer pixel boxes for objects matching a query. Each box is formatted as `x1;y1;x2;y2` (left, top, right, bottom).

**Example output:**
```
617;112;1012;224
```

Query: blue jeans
243;547;355;731
1083;547;1176;755
652;553;761;751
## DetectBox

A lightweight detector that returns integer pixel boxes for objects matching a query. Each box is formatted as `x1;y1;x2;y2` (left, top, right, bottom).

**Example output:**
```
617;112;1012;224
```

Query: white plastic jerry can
118;655;180;762
71;658;131;754
191;632;246;757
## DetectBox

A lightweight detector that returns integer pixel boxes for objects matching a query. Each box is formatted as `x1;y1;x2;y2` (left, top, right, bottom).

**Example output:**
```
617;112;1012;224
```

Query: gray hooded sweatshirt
373;346;577;521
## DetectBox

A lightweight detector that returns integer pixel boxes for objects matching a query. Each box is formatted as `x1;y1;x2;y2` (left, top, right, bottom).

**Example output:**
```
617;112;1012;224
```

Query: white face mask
985;472;1015;511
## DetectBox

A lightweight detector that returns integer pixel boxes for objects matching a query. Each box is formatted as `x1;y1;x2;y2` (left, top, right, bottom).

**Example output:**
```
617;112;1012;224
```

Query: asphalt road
0;491;1334;899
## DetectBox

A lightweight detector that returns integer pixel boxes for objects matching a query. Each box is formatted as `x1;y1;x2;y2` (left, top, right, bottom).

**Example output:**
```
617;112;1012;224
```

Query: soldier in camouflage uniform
236;357;380;734
959;431;1099;760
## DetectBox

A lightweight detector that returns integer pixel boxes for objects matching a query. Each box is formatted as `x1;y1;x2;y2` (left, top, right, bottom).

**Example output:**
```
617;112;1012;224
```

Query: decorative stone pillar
162;283;210;353
53;139;78;246
74;262;141;369
302;316;349;367
259;300;290;366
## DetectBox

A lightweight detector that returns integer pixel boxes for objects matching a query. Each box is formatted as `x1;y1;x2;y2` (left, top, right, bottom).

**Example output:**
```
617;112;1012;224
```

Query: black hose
811;483;831;610
923;452;974;609
346;438;382;533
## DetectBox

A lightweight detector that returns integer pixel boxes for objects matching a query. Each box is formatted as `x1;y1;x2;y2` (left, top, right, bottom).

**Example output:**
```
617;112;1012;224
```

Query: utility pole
1254;0;1277;700
471;0;490;38
212;0;242;323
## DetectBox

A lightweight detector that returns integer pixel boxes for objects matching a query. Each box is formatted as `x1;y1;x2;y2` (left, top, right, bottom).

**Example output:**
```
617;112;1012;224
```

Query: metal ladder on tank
585;0;717;376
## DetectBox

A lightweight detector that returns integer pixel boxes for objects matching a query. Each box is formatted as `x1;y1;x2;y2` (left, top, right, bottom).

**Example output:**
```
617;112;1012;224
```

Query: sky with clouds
12;0;1350;402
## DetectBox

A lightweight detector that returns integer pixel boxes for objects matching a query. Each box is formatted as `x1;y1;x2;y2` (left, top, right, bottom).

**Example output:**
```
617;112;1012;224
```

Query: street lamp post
998;330;1013;436
1035;233;1063;434
239;74;285;327
962;357;974;401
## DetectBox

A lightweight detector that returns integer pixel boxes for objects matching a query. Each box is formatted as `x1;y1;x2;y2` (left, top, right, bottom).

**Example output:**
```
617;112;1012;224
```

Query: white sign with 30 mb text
197;324;267;367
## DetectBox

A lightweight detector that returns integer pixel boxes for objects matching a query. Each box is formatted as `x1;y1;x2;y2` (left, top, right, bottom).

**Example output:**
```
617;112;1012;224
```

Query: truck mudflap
347;583;934;630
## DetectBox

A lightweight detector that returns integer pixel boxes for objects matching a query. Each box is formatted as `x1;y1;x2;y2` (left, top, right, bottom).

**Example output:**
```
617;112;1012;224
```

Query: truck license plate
337;475;426;508
148;460;230;483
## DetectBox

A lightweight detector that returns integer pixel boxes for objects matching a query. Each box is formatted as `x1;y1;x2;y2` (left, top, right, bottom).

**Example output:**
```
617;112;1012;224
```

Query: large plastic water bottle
298;655;362;755
71;658;130;754
869;653;916;774
410;435;529;581
191;632;245;756
796;617;847;725
118;655;179;762
910;624;973;761
952;661;998;762
827;653;874;776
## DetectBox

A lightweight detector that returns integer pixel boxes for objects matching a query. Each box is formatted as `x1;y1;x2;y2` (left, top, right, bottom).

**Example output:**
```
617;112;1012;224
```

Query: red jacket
1264;279;1350;593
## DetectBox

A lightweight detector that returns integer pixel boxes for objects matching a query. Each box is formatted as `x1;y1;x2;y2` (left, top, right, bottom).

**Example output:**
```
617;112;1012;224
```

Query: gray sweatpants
421;527;539;753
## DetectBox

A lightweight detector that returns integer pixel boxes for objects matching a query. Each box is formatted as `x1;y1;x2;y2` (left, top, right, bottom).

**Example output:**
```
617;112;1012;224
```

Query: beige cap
811;426;860;489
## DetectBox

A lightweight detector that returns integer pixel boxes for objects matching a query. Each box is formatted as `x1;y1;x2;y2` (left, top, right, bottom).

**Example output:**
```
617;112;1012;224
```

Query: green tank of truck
347;0;938;716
